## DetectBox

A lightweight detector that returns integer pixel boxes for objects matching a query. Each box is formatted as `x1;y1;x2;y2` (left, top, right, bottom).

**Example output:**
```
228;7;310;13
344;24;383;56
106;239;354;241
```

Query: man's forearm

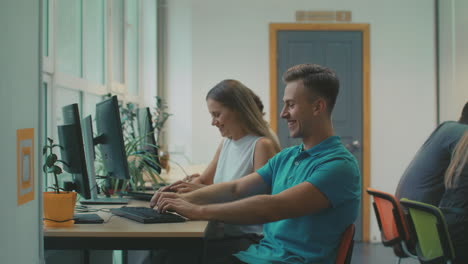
184;181;239;205
197;194;283;225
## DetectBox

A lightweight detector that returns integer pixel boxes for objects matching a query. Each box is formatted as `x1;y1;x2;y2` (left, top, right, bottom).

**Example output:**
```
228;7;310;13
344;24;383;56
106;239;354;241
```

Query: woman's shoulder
256;136;273;145
255;137;279;154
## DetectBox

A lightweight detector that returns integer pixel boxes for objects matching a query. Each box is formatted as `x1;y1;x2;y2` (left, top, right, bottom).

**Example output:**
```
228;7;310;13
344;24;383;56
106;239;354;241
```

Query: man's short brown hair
283;64;340;114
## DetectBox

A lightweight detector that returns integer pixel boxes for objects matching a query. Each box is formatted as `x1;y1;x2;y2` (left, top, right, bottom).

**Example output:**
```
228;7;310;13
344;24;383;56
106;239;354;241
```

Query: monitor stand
80;180;128;205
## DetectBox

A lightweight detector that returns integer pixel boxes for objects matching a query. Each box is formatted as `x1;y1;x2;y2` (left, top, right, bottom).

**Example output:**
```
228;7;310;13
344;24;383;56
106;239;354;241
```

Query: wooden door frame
269;23;371;242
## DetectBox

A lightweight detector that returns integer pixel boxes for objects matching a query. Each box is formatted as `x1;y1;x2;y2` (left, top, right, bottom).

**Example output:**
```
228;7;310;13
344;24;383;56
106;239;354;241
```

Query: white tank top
212;134;263;237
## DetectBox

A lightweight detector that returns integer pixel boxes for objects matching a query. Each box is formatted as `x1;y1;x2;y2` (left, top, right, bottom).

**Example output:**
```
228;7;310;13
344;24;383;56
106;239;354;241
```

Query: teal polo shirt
234;136;361;264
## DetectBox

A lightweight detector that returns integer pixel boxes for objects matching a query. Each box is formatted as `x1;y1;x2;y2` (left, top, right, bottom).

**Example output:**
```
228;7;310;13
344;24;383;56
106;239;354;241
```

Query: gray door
276;30;363;240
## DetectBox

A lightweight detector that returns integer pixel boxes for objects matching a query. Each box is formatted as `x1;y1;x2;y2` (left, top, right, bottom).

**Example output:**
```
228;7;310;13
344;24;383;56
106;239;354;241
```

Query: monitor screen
57;104;91;199
81;114;128;205
137;107;161;174
95;95;130;180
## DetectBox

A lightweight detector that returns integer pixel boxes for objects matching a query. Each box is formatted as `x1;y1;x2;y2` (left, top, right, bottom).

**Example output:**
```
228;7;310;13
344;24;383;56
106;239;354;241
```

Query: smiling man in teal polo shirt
151;64;361;264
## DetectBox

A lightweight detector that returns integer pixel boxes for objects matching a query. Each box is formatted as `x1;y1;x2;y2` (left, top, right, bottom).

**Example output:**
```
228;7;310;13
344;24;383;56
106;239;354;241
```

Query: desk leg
201;239;207;264
83;250;90;264
122;250;128;264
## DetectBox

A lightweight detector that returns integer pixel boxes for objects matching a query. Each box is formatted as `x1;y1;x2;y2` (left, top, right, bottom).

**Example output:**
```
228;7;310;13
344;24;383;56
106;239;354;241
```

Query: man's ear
312;98;327;115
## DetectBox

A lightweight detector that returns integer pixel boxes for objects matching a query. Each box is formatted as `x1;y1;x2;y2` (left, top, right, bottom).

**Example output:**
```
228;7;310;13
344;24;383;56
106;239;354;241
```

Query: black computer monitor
137;107;161;174
57;104;91;199
95;95;131;180
79;95;130;204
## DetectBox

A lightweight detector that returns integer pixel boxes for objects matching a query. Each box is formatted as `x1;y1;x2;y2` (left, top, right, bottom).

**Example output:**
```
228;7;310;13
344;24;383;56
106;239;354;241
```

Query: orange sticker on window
17;128;34;205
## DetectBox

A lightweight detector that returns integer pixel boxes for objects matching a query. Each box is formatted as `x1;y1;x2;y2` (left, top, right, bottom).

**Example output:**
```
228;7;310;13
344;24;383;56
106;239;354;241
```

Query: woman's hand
158;180;206;194
183;173;201;183
169;180;206;193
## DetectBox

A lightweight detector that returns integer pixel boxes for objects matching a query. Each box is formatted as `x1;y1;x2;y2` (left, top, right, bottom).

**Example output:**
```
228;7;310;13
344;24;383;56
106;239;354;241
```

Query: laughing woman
165;79;280;193
159;79;280;263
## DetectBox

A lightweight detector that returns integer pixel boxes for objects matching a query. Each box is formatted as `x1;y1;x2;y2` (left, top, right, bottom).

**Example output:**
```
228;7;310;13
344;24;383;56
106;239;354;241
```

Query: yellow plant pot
43;191;77;227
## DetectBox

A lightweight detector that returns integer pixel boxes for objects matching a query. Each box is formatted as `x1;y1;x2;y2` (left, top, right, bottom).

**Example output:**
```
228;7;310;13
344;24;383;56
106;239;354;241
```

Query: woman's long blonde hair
206;79;281;152
444;131;468;188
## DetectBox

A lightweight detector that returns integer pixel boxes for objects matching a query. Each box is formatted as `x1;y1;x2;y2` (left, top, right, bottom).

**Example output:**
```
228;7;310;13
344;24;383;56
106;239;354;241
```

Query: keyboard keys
110;206;186;223
125;192;154;201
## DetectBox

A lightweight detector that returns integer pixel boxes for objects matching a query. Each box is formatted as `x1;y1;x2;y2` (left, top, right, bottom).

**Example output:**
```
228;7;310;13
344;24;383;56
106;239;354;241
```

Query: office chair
367;188;416;264
400;198;455;264
335;224;355;264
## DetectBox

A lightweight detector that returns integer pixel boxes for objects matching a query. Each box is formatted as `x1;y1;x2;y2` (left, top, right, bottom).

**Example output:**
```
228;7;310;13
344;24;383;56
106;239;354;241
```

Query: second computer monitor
57;103;91;199
95;95;131;180
137;107;161;174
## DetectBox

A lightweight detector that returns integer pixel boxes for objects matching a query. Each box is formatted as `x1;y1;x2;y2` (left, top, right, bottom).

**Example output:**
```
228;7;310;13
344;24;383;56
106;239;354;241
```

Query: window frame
42;0;154;190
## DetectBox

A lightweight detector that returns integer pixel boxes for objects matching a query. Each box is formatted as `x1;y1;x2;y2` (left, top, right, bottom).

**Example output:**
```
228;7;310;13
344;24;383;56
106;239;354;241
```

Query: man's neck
302;121;334;150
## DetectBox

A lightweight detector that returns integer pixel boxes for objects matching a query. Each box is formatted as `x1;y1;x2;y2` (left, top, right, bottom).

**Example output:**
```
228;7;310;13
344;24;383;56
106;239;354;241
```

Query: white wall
0;0;42;263
439;0;468;122
163;0;436;241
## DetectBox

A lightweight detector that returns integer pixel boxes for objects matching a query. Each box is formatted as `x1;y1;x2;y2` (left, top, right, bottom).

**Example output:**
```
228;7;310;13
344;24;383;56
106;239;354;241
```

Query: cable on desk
43;218;74;223
96;208;123;223
97;208;114;214
102;214;116;223
74;204;99;213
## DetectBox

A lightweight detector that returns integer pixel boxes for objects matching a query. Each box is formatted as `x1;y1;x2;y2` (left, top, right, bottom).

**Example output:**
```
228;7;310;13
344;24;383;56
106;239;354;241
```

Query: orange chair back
367;188;410;245
335;224;355;264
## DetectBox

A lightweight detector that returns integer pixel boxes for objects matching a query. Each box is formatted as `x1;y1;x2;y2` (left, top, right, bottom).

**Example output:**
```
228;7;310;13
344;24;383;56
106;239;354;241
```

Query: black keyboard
125;191;154;201
110;206;186;224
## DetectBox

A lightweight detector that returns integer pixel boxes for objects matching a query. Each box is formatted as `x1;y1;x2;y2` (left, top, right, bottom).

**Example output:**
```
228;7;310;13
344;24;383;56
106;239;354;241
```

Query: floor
46;243;421;264
352;242;419;264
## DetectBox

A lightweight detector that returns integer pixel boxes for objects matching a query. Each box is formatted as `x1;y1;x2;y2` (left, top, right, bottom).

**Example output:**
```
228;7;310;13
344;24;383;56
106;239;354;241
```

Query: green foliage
125;134;166;191
96;94;170;194
42;137;67;194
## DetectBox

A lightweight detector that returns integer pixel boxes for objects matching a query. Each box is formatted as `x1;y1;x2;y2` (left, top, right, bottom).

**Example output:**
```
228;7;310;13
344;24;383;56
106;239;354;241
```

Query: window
42;0;157;191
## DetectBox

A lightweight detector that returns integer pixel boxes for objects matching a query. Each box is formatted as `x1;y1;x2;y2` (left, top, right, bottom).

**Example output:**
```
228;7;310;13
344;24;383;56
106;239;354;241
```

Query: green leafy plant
95;94;168;194
42;137;67;194
120;98;167;191
126;135;165;191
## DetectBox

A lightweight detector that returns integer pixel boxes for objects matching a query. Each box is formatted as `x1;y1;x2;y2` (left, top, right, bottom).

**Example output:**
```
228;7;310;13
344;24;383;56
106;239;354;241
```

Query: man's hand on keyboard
149;189;173;208
149;192;202;220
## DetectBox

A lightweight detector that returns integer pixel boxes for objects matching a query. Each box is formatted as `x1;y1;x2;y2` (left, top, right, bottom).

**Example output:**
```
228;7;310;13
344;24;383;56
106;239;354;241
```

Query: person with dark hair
395;102;468;206
151;64;361;264
439;131;468;264
460;102;468;124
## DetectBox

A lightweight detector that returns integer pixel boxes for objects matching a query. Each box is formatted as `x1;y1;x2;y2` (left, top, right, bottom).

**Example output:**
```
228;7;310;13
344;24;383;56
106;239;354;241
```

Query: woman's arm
192;140;223;185
253;137;279;171
159;140;224;193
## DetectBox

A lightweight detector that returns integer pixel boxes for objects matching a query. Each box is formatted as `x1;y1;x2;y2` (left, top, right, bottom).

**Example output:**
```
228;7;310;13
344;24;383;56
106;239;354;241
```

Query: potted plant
120;98;168;190
126;136;164;191
42;137;77;227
